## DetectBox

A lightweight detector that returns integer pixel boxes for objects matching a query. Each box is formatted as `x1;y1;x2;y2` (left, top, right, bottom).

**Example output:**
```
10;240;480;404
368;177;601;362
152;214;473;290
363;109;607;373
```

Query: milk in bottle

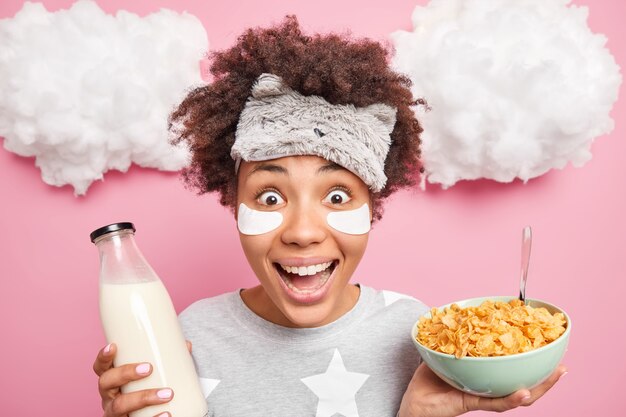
91;222;208;417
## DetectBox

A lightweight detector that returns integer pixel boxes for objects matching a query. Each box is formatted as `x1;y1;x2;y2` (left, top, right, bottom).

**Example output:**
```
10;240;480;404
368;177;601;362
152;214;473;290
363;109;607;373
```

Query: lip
273;260;338;304
274;257;337;267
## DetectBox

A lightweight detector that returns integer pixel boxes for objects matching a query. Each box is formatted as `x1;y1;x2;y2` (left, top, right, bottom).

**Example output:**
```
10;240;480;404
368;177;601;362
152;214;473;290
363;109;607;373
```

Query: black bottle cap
90;222;136;243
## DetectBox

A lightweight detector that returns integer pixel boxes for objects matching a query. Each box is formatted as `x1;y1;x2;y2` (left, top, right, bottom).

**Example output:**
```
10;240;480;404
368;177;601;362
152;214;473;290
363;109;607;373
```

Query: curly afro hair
169;15;423;221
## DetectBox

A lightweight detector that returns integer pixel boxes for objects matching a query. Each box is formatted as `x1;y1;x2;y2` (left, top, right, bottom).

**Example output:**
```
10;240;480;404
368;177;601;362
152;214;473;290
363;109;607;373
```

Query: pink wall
0;0;624;416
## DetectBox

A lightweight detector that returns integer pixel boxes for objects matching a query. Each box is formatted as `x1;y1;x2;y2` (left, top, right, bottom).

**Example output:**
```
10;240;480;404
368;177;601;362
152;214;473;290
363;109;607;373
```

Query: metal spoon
519;226;532;304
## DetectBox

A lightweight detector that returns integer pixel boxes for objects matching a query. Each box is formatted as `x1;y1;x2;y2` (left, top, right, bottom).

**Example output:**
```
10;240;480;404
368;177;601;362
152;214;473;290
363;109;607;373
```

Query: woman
93;16;566;417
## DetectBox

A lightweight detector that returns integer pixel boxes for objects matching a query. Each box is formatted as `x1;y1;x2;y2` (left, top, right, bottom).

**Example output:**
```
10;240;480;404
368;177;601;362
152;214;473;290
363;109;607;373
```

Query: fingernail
522;394;532;402
156;413;170;417
157;388;172;399
135;363;151;375
104;343;112;354
561;371;568;377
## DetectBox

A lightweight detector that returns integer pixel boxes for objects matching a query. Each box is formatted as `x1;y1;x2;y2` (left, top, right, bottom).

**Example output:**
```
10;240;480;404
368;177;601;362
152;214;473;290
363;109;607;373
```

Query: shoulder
363;285;429;316
353;286;429;372
361;285;429;326
178;291;235;329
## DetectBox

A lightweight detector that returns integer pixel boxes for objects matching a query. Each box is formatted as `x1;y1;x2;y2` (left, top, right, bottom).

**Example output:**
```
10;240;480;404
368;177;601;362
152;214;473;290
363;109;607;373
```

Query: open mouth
274;261;338;295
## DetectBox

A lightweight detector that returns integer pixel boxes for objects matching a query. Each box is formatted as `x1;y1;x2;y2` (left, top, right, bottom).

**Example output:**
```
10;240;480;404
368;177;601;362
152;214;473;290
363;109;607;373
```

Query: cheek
239;233;275;275
327;203;371;235
237;203;283;235
333;231;369;267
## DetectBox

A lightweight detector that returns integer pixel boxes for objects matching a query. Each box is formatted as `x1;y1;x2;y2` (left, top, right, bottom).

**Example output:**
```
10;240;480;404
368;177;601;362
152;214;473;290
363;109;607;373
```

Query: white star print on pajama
382;290;416;307
301;349;370;417
198;377;220;399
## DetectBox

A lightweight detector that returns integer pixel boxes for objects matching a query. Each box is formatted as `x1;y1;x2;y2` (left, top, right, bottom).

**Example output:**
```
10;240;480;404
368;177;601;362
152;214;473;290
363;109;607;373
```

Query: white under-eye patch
237;203;283;235
327;204;371;235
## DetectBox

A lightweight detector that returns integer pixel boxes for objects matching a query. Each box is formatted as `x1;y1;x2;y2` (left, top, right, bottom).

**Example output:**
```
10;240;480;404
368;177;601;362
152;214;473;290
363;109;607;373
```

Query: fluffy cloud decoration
0;0;208;195
392;0;622;188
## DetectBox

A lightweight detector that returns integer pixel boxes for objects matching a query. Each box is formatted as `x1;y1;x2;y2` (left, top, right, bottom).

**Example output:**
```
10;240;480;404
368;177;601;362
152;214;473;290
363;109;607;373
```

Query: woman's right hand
93;343;174;417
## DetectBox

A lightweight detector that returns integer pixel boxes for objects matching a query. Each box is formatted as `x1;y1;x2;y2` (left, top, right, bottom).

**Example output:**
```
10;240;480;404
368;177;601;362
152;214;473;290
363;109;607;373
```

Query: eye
257;190;284;206
323;189;352;205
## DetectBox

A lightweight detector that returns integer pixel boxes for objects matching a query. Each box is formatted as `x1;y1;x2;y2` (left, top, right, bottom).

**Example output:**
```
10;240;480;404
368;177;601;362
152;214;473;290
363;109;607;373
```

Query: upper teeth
280;262;333;276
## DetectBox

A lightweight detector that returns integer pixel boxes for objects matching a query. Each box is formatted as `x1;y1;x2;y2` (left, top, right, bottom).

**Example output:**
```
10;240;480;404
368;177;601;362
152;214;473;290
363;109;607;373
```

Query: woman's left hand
398;363;567;417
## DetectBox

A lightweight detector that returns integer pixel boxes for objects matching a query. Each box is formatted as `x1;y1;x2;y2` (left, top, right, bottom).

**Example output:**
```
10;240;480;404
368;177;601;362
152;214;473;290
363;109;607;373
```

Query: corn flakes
416;299;566;358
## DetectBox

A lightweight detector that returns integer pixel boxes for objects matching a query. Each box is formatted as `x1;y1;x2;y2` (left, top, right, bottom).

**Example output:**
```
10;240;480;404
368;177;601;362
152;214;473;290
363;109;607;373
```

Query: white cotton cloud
0;0;208;195
392;0;622;188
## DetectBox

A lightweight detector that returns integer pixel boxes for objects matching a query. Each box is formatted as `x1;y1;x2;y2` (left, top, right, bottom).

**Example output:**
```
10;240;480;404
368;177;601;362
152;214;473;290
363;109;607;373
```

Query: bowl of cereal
411;296;570;398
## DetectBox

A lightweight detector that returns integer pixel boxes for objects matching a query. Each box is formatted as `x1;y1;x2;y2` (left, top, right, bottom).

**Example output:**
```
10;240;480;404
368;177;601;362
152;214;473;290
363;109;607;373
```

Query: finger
186;340;192;353
99;362;153;396
463;389;530;413
93;343;116;376
463;365;568;412
106;388;174;416
523;365;568;405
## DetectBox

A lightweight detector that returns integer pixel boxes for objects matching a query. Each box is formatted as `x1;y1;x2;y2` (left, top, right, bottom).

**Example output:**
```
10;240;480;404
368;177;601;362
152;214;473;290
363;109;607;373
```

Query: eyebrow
247;163;289;178
317;161;346;174
246;161;346;178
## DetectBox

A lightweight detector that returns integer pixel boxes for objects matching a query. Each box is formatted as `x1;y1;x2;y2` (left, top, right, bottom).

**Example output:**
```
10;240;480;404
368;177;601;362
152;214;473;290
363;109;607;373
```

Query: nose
280;205;327;247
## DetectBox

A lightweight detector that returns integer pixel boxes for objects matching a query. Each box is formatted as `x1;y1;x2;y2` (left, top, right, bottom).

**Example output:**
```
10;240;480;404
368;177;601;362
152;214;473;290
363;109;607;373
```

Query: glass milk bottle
91;222;208;417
